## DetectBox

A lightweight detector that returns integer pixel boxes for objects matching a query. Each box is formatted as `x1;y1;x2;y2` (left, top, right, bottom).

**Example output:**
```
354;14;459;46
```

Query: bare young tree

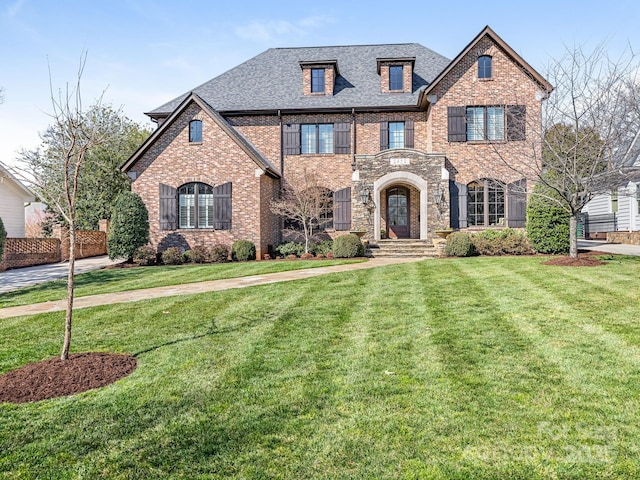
270;170;334;254
12;55;110;360
499;43;640;258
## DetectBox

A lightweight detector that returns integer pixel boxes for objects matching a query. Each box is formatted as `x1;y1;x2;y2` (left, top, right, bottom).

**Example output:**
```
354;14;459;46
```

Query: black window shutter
333;187;351;231
404;119;414;148
507;105;526;141
507;179;527;227
380;121;389;150
334;123;351;154
283;124;300;155
159;183;177;230
214;182;232;230
449;181;468;228
448;107;467;142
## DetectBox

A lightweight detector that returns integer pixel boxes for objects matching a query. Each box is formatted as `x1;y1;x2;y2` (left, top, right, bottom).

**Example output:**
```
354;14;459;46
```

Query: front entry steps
366;239;439;258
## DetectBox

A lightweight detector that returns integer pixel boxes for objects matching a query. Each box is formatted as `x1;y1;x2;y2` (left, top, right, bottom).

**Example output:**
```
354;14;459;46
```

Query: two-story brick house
122;26;552;258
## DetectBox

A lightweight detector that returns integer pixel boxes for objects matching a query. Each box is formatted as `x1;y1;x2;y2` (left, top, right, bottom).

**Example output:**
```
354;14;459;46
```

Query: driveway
578;240;640;256
0;256;122;293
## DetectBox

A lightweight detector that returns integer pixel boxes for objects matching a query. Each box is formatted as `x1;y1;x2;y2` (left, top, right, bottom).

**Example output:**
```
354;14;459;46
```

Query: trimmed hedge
210;244;230;263
134;246;157;266
107;192;150;262
184;245;209;264
445;232;475;257
526;188;570;254
472;228;532;256
333;234;364;258
232;240;256;261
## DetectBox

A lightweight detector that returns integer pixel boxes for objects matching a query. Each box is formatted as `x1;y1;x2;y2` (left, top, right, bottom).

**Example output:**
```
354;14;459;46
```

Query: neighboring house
581;154;640;237
0;162;35;238
122;26;552;258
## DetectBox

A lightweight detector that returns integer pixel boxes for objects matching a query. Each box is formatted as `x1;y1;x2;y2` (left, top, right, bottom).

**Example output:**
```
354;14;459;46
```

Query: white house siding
0;181;29;237
583;195;611;216
617;194;632;231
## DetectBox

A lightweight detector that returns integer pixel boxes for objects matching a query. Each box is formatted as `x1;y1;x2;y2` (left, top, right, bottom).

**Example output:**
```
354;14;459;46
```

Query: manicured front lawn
0;259;362;308
1;255;640;478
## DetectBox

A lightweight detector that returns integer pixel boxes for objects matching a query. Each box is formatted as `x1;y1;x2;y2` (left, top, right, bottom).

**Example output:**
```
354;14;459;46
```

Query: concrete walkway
578;240;640;256
0;256;122;294
0;257;424;319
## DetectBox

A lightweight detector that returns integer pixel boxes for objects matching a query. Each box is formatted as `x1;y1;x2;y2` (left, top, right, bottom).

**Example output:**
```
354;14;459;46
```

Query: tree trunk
569;213;579;259
61;226;76;360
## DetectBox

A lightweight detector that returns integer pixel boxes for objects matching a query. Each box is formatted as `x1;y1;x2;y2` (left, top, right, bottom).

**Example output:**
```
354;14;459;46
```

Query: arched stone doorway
373;171;429;241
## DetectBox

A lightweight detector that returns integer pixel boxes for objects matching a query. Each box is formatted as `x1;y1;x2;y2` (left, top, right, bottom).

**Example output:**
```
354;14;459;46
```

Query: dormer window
389;66;403;91
376;57;414;93
311;68;325;93
300;60;338;96
478;55;492;79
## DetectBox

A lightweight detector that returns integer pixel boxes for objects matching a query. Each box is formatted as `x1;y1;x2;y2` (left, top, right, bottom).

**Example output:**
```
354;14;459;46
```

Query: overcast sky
2;0;640;167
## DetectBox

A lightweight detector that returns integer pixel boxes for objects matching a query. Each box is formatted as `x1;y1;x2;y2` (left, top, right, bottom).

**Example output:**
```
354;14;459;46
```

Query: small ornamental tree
526;182;570;254
0;216;6;261
107;191;149;262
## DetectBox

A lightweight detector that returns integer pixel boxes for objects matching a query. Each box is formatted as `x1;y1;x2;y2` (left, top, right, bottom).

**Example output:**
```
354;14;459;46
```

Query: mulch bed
542;250;608;267
0;352;137;404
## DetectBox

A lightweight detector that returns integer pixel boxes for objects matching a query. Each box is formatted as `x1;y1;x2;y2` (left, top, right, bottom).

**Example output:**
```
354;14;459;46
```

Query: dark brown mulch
542;252;607;267
0;352;137;404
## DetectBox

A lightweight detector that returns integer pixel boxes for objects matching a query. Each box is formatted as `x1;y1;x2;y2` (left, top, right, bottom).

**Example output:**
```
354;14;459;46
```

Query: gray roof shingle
148;43;451;116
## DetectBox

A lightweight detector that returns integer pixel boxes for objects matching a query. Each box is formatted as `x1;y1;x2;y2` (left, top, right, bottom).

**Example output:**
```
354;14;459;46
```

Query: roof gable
420;26;552;105
122;93;280;178
0;162;35;201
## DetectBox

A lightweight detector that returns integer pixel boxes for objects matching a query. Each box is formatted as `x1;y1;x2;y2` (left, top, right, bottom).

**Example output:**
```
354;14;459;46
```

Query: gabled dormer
377;57;415;93
299;60;339;96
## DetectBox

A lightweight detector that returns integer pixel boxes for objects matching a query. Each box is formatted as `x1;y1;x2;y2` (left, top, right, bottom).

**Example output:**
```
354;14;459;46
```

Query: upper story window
311;68;325;93
478;55;492;79
389;122;405;149
301;124;334;154
466;106;505;141
189;120;203;143
179;182;213;229
389;65;403;91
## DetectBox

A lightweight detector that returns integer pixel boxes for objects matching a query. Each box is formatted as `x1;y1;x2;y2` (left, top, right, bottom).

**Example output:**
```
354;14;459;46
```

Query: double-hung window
389;65;403;90
388;121;405;149
478;56;492;79
189;120;202;143
311;68;325;93
301;124;334;154
468;179;505;226
466;106;505;141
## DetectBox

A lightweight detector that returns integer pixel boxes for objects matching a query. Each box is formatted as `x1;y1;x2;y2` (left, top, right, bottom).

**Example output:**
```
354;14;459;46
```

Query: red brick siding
430;37;542;185
128;103;273;258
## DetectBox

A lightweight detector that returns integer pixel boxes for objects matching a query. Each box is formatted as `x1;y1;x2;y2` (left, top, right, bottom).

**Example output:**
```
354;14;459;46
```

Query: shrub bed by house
333;234;364;258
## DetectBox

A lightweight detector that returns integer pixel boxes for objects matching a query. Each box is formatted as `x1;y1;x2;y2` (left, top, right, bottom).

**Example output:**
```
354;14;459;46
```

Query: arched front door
387;186;409;238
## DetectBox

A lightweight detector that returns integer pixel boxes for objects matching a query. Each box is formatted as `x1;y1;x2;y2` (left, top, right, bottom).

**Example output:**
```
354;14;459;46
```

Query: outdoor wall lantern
360;188;371;206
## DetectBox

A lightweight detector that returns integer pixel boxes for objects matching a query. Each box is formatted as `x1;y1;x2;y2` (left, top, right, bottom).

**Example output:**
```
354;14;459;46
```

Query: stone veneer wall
353;149;449;241
607;231;640;245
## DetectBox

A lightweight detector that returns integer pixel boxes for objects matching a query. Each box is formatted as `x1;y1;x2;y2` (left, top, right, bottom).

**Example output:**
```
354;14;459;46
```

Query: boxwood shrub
161;247;183;265
333;234;364;258
444;232;475;257
472;228;532;256
232;240;256;261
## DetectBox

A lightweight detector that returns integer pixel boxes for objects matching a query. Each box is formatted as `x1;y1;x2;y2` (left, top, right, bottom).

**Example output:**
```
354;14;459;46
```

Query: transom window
466;106;504;141
311;68;325;93
389;121;405;149
468;179;505;227
301;124;334;154
189;120;202;143
179;182;213;228
478;55;492;79
389;65;403;90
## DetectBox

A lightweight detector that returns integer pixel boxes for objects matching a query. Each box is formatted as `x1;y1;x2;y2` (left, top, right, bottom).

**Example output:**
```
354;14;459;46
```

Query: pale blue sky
2;0;640;166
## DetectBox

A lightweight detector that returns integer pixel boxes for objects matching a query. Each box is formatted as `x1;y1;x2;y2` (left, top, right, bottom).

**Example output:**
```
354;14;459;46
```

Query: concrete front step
367;239;440;258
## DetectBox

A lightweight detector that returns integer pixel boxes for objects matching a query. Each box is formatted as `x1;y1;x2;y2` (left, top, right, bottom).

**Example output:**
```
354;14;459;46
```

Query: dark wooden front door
387;186;410;238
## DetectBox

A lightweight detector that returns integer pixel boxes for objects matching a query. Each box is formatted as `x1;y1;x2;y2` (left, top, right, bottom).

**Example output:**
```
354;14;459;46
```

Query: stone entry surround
352;149;451;241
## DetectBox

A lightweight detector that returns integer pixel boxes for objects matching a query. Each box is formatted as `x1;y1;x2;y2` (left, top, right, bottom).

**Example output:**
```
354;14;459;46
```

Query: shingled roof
147;43;451;118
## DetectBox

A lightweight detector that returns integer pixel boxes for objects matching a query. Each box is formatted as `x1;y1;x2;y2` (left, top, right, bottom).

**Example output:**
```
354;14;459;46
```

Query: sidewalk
0;257;424;319
0;256;122;294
